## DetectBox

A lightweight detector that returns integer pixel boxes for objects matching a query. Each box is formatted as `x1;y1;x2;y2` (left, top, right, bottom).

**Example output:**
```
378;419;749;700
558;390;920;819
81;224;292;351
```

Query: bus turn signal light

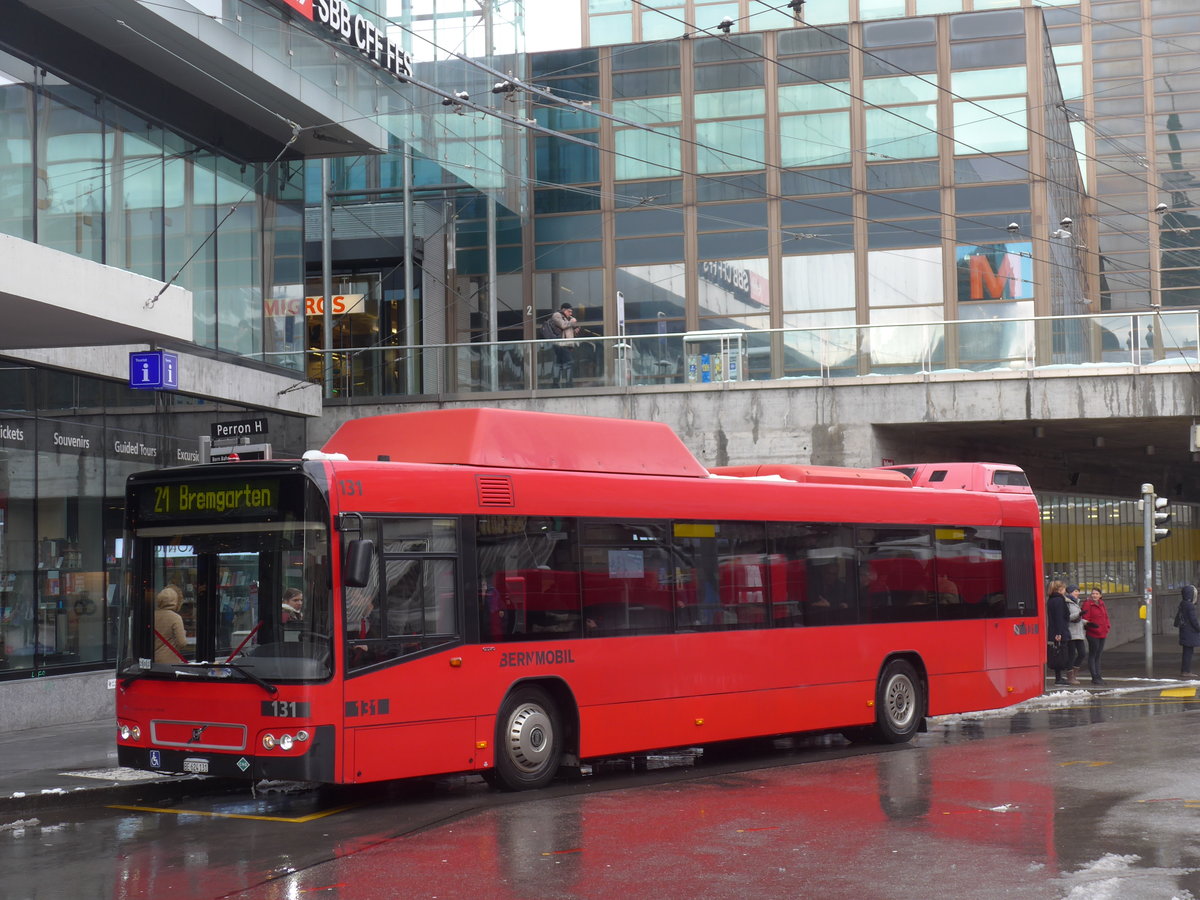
450;657;463;667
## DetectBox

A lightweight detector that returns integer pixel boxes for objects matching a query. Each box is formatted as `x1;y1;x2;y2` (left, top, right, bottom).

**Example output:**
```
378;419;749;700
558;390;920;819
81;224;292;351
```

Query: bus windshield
119;474;331;684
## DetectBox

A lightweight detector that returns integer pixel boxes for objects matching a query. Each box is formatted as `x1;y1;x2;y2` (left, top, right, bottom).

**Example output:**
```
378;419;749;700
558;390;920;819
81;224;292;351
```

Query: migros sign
276;0;414;81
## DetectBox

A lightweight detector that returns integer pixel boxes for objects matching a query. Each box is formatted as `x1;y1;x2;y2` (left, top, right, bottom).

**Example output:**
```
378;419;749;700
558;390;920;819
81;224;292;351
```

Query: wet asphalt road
6;684;1200;900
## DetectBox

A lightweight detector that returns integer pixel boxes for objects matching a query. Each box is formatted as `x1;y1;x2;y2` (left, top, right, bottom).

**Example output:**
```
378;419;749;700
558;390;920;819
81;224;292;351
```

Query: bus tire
491;685;562;791
871;659;923;744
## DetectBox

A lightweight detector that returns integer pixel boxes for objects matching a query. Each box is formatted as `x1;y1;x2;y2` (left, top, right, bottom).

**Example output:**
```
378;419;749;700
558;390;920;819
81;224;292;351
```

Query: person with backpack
544;303;579;388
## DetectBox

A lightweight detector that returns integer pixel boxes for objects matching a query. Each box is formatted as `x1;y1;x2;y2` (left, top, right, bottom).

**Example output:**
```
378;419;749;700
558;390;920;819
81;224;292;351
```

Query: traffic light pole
1142;482;1155;676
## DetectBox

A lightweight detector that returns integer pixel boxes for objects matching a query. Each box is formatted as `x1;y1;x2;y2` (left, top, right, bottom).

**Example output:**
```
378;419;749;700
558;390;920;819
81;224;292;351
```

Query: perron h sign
129;351;179;391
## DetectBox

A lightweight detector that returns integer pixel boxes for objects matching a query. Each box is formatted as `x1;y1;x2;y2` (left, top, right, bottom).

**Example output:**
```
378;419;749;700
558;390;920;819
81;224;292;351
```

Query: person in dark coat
1081;587;1111;685
1177;584;1200;677
1046;580;1072;685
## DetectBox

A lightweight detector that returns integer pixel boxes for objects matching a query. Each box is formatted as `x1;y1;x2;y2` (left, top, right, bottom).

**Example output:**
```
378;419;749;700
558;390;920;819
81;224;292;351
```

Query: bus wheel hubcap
886;677;915;728
507;704;553;772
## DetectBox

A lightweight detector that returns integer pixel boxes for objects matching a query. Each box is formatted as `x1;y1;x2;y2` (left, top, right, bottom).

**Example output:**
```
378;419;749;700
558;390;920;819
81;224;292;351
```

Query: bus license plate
183;757;209;774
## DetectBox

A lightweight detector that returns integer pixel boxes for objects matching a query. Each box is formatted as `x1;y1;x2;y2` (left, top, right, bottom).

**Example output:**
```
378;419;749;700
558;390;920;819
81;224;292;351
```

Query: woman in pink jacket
1081;587;1112;686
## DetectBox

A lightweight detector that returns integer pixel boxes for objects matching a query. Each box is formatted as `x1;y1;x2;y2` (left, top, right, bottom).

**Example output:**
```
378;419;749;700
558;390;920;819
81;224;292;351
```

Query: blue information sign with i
129;351;180;391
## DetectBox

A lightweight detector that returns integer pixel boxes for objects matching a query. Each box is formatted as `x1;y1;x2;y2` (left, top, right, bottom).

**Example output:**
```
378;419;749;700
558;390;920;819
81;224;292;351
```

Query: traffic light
1153;495;1172;542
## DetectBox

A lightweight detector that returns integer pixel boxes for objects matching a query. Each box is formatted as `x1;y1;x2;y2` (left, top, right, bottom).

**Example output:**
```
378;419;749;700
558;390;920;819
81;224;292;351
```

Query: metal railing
262;309;1200;401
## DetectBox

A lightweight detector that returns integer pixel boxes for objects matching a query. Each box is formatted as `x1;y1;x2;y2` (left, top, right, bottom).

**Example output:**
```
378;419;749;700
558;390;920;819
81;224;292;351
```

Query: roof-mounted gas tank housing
879;462;1032;493
320;408;708;477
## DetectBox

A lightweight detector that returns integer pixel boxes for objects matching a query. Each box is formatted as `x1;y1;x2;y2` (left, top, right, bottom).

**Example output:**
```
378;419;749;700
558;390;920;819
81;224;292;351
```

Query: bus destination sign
139;479;280;520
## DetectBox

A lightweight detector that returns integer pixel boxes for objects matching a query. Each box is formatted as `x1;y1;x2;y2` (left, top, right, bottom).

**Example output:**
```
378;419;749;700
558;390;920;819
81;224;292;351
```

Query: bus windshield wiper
222;662;278;696
162;661;278;695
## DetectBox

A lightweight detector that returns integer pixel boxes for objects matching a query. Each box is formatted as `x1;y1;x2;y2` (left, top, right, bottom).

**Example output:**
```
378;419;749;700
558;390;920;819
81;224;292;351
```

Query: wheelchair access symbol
149;750;162;768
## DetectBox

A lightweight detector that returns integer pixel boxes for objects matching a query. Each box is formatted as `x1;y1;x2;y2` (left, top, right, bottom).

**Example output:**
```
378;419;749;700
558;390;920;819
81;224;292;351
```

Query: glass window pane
615;235;685;265
859;0;907;19
859;528;935;623
950;10;1025;39
863;18;936;47
869;247;943;307
615;127;680;179
863;76;940;105
695;89;765;120
0;53;35;241
695;62;764;91
867;161;940;189
695;173;765;202
868;189;941;220
803;0;850;25
536;136;601;183
950;38;1026;69
780;112;851;167
642;7;686;41
865;105;938;159
581;521;673;635
615;208;682;237
697;231;770;260
782;253;856;311
916;0;962;12
590;14;633;45
951;67;1028;99
1058;64;1085;101
696;119;765;173
613;68;681;98
864;46;938;78
954;242;1034;302
954;99;1028;154
780;166;852;194
613;96;682;125
778;82;851;113
696;258;770;320
697;202;768;231
38;86;104;263
867;218;942;249
693;34;763;64
778;53;851;84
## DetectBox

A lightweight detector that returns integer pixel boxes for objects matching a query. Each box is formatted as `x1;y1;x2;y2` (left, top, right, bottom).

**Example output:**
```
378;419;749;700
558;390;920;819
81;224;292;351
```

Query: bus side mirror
344;539;374;588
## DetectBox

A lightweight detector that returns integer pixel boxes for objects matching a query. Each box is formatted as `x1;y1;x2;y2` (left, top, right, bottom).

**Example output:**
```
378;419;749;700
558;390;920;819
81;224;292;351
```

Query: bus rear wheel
872;659;923;743
490;686;562;791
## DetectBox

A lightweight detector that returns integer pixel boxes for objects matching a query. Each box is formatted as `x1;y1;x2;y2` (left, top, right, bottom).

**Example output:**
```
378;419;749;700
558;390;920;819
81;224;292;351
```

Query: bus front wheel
872;659;923;743
489;686;562;791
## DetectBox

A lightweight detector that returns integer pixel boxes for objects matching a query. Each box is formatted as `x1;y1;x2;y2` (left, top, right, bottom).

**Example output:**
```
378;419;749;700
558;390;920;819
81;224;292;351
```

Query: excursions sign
276;0;414;81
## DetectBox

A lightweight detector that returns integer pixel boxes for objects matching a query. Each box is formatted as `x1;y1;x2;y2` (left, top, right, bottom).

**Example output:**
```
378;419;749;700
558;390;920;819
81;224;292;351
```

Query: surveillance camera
717;16;734;33
1059;217;1072;228
1006;223;1020;234
1155;202;1169;214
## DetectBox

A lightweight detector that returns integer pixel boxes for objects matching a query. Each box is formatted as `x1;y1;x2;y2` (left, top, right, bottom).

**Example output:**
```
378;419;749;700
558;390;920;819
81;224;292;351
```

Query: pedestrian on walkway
1064;584;1086;685
1081;587;1111;685
1046;580;1071;685
1176;584;1200;677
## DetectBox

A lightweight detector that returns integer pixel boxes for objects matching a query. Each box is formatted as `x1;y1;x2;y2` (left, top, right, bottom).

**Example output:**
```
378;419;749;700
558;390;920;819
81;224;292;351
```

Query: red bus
115;408;1044;790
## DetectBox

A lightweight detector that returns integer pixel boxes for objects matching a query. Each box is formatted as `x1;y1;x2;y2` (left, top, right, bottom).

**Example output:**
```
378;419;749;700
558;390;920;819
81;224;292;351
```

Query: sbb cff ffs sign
277;0;312;18
275;0;414;80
